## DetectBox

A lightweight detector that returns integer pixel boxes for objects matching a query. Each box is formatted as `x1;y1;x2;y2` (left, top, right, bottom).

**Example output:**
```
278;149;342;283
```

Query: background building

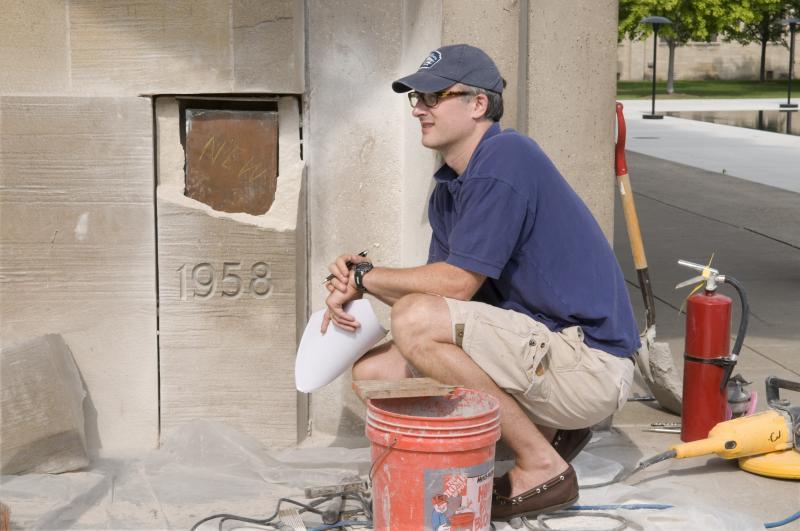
618;34;798;80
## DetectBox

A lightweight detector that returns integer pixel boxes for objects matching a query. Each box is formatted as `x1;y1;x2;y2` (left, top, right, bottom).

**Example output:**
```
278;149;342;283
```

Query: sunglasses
407;90;473;108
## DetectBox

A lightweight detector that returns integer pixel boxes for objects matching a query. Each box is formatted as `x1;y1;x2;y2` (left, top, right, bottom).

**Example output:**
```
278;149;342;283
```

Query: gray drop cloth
1;420;370;530
1;422;765;530
497;431;764;531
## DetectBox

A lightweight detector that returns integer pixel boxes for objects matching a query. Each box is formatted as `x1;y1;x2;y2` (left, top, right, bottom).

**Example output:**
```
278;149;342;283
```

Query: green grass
617;79;791;99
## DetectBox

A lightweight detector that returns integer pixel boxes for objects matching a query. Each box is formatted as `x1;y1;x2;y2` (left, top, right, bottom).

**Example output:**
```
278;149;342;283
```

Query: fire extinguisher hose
718;276;749;391
723;276;749;359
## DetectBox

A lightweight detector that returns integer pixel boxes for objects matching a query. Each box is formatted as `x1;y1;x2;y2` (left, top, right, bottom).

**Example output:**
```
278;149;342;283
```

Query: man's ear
471;92;489;120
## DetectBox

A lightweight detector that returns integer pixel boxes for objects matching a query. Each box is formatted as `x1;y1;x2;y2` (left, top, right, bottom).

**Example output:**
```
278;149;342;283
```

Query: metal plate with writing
184;109;278;215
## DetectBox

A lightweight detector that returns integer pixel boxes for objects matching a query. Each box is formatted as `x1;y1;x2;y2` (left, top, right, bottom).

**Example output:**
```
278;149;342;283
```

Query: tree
723;0;800;81
619;0;754;93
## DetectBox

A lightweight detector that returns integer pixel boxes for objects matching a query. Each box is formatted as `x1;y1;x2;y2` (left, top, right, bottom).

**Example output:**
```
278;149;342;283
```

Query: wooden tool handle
0;502;9;531
618;173;648;270
614;102;647;270
615;102;656;326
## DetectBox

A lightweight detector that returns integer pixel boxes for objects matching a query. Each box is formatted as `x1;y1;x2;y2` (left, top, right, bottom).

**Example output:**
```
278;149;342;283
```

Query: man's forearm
360;262;484;306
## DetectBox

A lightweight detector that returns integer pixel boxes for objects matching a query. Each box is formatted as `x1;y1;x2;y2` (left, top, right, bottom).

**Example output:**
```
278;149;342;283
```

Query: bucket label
424;460;494;531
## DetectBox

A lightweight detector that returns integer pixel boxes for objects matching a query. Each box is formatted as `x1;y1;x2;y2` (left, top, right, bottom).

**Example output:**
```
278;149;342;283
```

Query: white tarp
1;422;765;530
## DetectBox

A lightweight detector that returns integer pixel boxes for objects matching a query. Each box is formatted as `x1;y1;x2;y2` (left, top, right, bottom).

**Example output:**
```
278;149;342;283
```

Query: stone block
0;0;69;94
400;0;442;265
0;96;158;452
305;0;410;441
443;0;520;131
1;334;89;475
233;0;304;93
69;0;232;95
156;97;305;448
528;0;617;239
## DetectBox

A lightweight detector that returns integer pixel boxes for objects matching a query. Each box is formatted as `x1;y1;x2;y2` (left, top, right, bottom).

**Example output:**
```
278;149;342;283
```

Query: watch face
354;262;373;291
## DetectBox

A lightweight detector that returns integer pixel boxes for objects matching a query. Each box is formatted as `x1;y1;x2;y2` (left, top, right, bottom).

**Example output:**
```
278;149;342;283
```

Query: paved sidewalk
619;98;800;193
610;99;800;527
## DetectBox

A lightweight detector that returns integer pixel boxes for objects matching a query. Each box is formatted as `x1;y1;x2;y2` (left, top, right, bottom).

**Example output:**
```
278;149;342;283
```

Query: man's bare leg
389;293;568;496
350;308;559;478
352;340;413;380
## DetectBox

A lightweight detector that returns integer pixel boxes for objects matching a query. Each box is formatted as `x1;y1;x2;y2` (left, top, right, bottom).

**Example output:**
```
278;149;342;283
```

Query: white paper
295;299;388;393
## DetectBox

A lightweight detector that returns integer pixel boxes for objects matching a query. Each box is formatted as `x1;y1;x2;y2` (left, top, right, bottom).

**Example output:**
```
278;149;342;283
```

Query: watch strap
353;262;374;292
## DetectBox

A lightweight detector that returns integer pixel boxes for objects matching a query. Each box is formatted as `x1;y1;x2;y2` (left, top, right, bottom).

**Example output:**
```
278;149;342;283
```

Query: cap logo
419;50;441;69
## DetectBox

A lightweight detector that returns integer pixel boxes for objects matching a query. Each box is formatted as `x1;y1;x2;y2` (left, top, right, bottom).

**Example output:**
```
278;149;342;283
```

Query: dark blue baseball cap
392;44;504;94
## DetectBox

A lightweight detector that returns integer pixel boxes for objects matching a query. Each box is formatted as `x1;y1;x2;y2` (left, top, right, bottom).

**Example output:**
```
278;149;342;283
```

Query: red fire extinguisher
676;260;749;442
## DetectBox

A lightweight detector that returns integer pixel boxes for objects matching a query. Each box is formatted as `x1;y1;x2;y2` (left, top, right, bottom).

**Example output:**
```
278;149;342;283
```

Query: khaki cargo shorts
444;298;634;429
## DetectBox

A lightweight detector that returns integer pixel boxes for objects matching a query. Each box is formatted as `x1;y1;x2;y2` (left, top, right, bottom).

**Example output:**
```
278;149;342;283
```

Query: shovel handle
615;102;656;328
614;102;647;271
619;174;647;270
615;102;627;177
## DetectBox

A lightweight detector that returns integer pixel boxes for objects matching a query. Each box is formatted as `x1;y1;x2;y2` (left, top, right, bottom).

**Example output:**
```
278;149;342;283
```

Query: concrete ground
610;99;800;527
619;98;800;193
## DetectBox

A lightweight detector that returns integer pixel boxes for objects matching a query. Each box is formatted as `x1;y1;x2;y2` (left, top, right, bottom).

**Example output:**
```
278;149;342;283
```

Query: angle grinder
670;376;800;479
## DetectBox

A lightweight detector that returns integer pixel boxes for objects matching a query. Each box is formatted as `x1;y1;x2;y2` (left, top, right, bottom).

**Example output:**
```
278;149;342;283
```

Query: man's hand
327;253;370;293
321;269;363;333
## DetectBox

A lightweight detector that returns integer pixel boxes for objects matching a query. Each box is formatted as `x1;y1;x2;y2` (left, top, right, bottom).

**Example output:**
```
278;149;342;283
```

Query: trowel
614;102;682;414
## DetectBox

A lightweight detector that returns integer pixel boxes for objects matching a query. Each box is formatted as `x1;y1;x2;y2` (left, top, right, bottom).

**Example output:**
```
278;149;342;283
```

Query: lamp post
779;18;799;110
641;16;672;119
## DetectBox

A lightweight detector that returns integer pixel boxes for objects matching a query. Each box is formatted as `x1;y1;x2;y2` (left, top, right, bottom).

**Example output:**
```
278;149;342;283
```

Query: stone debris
1;334;89;475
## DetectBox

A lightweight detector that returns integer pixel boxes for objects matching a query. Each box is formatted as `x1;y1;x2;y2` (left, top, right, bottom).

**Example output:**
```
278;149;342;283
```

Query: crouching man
321;44;639;520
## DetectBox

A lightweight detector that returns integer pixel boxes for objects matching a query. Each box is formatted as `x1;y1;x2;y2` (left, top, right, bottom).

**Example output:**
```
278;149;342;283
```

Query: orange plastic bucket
366;388;501;530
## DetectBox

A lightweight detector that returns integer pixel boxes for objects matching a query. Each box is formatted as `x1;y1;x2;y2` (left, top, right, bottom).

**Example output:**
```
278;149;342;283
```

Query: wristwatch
353;262;374;293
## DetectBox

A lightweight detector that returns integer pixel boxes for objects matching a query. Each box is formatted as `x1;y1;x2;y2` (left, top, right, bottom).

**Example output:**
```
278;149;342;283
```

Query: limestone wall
443;0;521;132
0;96;158;452
156;97;305;448
305;0;413;442
2;0;618;451
527;0;618;238
399;1;444;267
304;0;619;443
0;0;303;96
1;0;305;453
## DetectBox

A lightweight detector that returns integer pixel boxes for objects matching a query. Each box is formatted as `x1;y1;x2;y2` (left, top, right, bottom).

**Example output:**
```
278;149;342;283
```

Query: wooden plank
352;378;457;401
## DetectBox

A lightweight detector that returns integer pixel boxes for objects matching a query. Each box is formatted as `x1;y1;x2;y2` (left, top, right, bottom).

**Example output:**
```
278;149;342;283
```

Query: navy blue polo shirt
427;123;640;358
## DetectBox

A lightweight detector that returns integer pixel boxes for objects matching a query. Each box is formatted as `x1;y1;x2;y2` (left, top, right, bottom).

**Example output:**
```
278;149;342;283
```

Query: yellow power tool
669;376;800;479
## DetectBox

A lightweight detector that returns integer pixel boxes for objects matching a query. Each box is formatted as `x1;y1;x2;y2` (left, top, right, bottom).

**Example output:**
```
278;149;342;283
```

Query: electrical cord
523;503;799;530
192;447;796;530
582;450;678;489
190;492;372;531
568;504;673;510
521;504;675;531
308;520;372;531
530;511;628;531
765;510;800;529
575;450;800;529
190;497;322;531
